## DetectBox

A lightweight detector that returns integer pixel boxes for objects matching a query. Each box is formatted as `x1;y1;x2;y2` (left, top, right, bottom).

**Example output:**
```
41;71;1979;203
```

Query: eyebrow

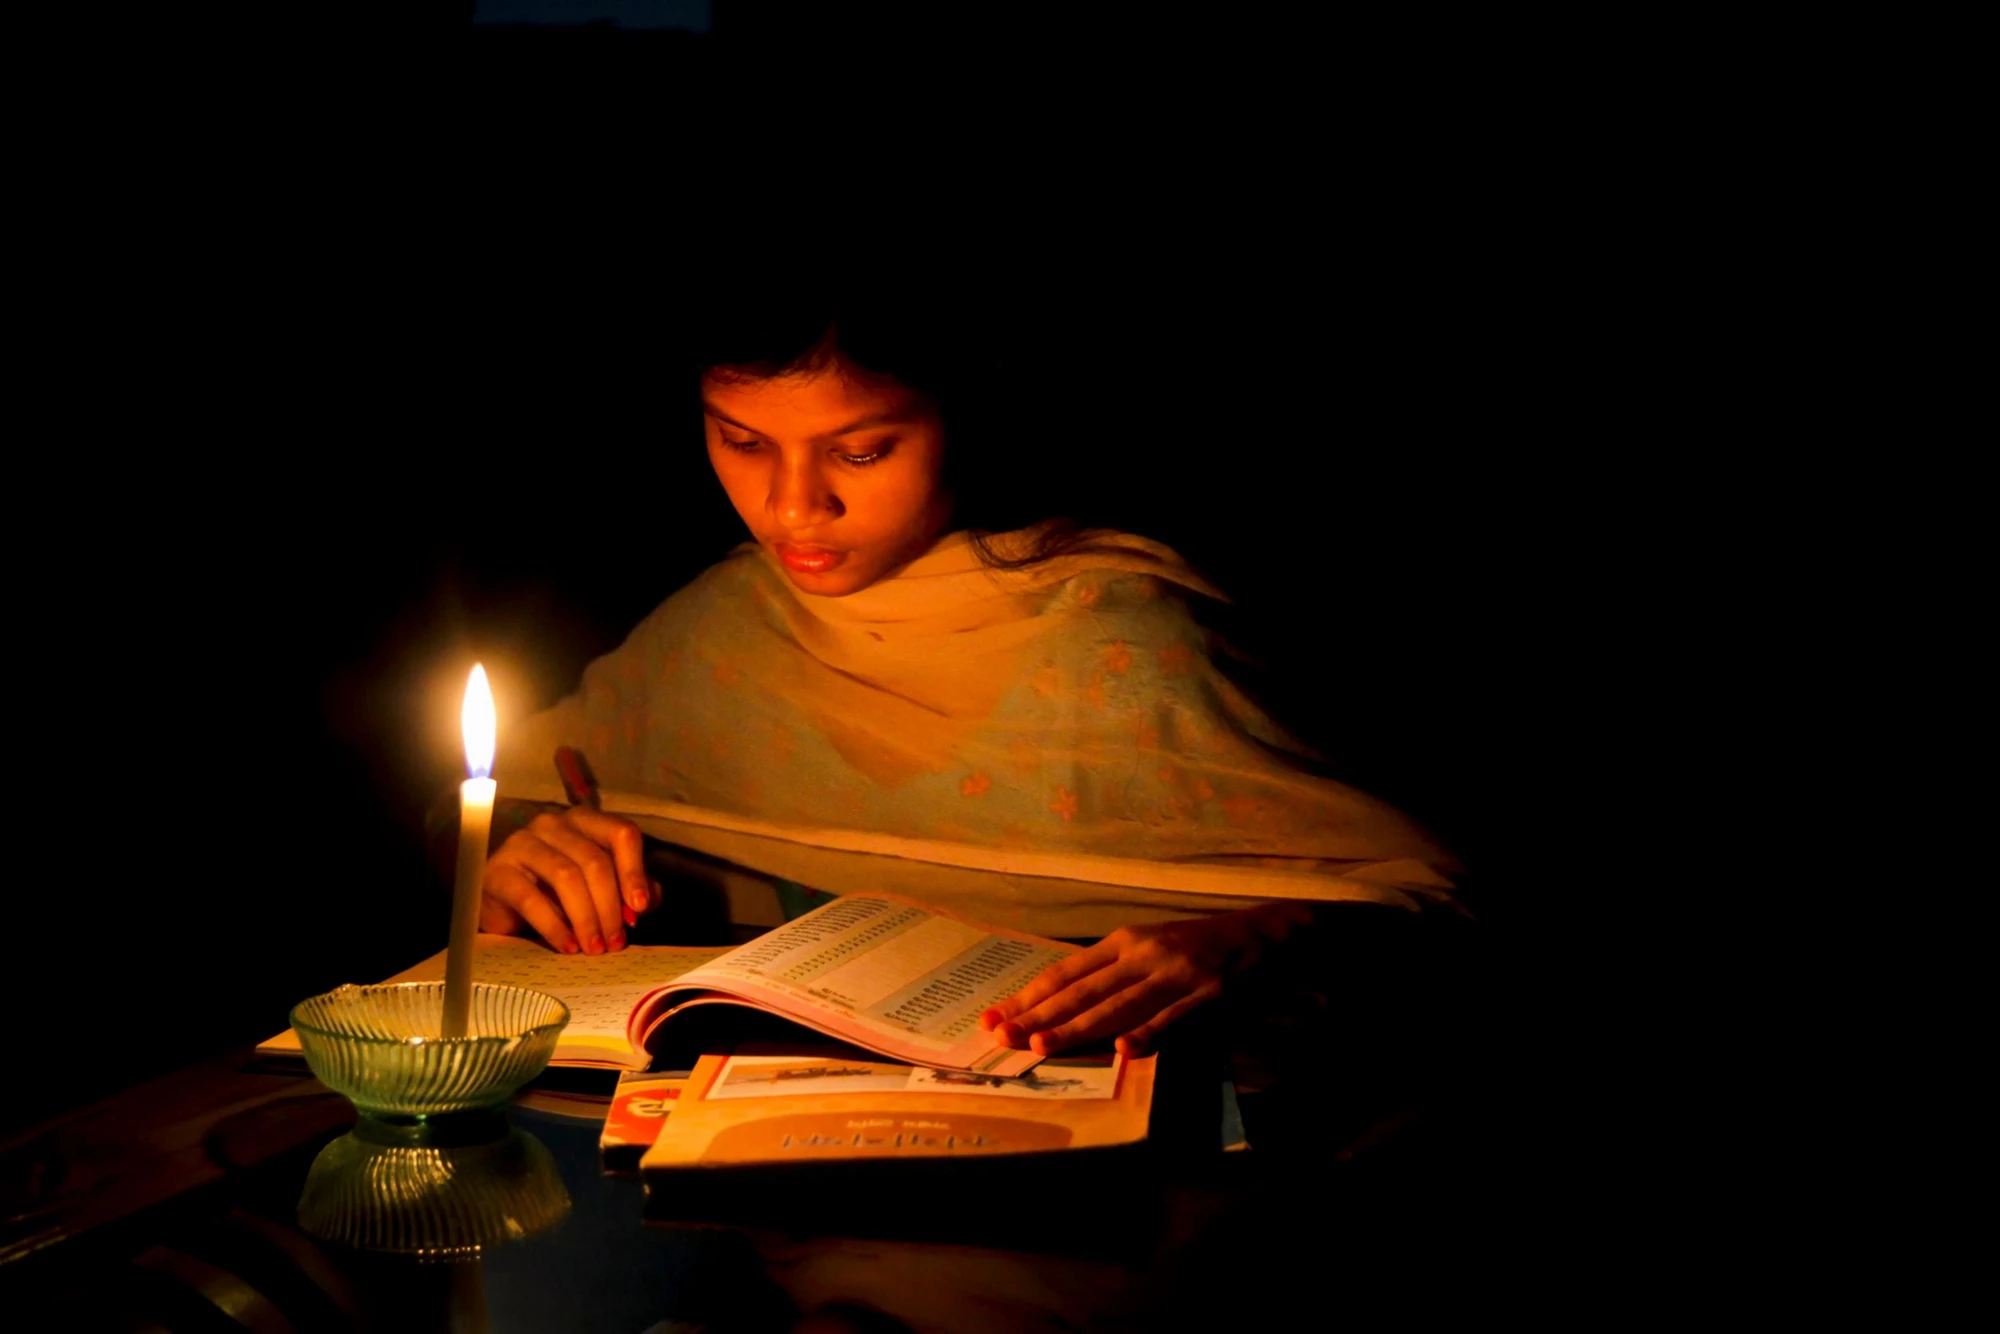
702;400;913;440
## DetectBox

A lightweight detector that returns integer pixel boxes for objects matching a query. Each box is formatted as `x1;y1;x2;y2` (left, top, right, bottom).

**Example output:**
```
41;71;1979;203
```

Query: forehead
701;365;929;433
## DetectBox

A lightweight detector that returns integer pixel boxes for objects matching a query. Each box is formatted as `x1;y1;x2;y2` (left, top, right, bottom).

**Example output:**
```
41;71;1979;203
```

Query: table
0;978;1514;1332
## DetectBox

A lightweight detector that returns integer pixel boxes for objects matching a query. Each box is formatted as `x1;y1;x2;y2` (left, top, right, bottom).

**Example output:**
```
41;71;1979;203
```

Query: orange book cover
640;1044;1154;1175
600;1069;692;1173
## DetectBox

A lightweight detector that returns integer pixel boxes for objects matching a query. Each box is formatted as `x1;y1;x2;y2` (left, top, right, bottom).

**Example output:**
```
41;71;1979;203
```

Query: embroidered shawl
495;531;1458;937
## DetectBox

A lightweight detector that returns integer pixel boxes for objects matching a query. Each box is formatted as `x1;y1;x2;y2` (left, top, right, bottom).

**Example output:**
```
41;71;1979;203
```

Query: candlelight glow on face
702;365;952;597
462;664;495;780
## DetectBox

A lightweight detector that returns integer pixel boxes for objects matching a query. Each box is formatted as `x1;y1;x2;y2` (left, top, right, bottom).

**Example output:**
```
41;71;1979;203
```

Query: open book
258;937;729;1070
261;892;1066;1076
626;892;1066;1077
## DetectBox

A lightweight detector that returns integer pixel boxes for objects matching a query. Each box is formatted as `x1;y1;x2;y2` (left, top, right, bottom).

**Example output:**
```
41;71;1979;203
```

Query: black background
10;9;1645;1183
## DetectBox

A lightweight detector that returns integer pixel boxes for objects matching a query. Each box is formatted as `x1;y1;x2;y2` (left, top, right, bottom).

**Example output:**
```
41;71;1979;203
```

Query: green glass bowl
289;982;570;1119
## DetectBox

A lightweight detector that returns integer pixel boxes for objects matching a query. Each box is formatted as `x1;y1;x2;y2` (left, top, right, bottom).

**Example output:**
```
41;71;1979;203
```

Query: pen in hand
555;745;601;811
554;745;636;928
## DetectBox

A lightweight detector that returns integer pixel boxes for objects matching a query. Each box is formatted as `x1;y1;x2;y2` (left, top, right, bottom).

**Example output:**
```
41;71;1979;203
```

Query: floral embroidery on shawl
496;531;1458;917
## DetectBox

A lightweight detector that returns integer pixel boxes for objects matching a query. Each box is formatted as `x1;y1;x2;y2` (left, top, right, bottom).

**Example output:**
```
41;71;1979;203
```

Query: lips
777;544;848;574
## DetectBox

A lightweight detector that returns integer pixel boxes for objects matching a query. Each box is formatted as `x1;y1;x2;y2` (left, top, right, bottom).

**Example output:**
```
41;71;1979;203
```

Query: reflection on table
297;1111;571;1262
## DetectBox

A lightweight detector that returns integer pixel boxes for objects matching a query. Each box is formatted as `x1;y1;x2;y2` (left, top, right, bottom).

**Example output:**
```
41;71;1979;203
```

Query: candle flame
462;663;495;779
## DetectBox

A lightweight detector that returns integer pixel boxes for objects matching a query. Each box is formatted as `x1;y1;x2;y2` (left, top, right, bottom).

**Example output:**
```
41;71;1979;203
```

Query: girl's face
702;362;952;597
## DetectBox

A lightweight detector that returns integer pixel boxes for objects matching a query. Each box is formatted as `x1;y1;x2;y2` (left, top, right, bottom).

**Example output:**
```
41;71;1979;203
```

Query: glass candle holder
289;981;569;1120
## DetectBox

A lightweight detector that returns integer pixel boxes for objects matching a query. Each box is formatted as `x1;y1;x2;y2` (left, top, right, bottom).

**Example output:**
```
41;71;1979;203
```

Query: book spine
599;1071;690;1174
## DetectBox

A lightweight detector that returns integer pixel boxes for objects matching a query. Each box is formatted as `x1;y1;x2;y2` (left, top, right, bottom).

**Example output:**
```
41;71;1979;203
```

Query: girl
479;277;1460;1059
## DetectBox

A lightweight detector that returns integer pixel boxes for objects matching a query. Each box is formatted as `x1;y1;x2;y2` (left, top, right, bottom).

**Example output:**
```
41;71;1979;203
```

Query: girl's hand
479;808;659;953
979;903;1313;1057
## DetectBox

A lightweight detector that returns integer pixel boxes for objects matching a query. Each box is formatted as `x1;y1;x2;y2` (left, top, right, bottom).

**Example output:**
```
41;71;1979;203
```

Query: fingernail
586;936;604;954
608;933;626;951
623;904;638;928
561;941;579;955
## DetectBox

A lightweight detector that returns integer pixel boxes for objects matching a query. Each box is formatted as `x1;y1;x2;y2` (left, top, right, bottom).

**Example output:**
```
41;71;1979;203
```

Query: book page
663;894;1072;1071
397;937;727;1045
260;936;728;1065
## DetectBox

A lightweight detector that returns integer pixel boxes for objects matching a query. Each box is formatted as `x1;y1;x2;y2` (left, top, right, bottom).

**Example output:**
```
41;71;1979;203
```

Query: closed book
599;1069;691;1173
634;1041;1199;1258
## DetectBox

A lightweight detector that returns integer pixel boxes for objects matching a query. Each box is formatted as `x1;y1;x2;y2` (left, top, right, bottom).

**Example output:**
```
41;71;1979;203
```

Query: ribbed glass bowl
289;982;570;1118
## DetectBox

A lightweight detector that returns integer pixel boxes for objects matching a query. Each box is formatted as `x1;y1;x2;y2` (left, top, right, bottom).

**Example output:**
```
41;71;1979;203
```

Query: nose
768;452;844;531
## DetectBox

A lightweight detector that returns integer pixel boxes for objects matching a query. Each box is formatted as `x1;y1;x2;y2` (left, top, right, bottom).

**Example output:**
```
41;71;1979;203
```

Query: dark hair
684;271;1095;570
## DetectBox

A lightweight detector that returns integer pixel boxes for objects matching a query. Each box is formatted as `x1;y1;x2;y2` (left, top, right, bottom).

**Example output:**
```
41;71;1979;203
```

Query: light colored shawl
495;530;1459;937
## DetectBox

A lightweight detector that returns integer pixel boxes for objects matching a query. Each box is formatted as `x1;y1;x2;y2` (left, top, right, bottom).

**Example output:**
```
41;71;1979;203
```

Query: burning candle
443;663;497;1038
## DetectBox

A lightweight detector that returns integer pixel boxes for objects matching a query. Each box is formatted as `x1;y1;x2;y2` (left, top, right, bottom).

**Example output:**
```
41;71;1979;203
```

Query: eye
837;440;897;468
718;432;760;453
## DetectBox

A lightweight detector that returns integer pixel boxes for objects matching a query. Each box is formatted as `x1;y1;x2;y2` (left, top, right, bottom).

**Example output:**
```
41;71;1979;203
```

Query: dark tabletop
0;956;1521;1332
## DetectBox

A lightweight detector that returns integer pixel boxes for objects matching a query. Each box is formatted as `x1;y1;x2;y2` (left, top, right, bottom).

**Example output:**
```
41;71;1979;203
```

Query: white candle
443;663;497;1038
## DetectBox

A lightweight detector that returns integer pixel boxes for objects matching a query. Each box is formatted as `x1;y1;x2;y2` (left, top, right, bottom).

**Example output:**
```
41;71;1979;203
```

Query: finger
562;809;651;917
981;943;1116;1029
477;896;526;935
1029;978;1184;1056
1004;962;1149;1039
532;817;626;950
503;834;606;953
485;860;578;954
1115;983;1222;1057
